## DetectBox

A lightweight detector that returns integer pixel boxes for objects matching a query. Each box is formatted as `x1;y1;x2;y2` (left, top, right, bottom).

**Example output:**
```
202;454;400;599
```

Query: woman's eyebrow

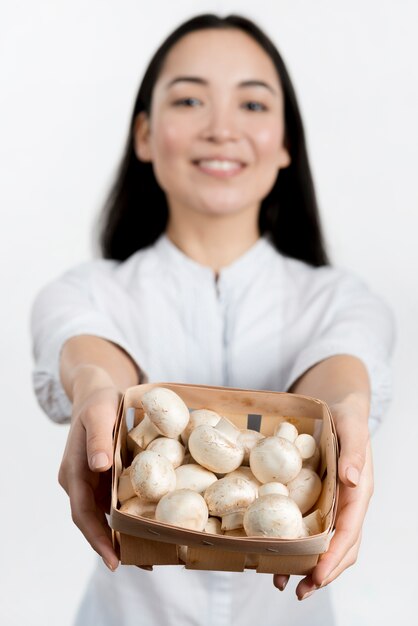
165;76;278;95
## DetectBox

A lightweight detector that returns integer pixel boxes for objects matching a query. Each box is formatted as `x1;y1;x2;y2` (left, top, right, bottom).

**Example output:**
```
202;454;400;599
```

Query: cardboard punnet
110;382;339;575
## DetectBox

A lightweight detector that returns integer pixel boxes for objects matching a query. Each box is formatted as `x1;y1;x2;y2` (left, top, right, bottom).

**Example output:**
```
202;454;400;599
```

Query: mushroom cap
204;476;257;517
130;449;176;502
175;463;218;494
147;437;185;468
188;424;244;473
180;409;221;446
120;496;156;519
249;436;302;484
237;429;265;465
141;387;190;439
243;494;304;538
225;466;261;494
258;482;289;497
274;421;298;443
155;489;208;531
287;467;322;514
302;445;321;472
295;433;317;460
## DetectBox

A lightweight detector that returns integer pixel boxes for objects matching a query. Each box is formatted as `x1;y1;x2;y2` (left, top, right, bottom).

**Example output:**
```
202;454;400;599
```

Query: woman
31;13;394;626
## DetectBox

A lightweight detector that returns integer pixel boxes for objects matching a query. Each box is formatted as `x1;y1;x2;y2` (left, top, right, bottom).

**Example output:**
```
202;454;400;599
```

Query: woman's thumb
83;402;118;472
335;415;369;488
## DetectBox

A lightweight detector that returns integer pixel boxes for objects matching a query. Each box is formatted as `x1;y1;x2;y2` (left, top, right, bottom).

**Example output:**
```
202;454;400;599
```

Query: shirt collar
153;232;279;291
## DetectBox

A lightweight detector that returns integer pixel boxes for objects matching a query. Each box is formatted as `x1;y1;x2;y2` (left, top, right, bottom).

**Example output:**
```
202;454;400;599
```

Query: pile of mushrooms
118;387;324;547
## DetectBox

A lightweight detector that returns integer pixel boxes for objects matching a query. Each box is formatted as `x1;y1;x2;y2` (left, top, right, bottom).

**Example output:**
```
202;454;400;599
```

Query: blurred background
1;1;416;624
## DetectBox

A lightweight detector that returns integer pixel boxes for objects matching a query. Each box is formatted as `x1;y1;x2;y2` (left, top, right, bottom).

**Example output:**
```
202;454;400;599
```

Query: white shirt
30;233;394;625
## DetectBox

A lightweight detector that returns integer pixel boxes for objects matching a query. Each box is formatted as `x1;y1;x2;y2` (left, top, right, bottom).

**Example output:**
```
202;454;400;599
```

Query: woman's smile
192;158;247;178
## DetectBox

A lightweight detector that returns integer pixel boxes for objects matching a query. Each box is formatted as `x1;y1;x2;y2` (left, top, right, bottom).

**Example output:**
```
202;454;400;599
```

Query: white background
1;1;417;624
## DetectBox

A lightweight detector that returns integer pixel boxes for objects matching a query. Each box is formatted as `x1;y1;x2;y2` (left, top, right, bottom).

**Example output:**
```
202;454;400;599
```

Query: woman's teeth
196;160;243;171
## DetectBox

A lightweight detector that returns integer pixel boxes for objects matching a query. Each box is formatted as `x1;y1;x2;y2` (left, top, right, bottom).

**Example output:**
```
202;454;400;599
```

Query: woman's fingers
58;389;121;570
273;574;290;591
68;474;119;570
295;536;361;600
294;440;373;598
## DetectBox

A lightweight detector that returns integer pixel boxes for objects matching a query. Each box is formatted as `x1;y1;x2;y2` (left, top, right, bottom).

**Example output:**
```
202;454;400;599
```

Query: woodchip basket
110;382;339;575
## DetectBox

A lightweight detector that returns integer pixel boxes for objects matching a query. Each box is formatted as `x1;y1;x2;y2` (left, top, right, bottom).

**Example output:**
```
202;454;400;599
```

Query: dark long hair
99;14;329;266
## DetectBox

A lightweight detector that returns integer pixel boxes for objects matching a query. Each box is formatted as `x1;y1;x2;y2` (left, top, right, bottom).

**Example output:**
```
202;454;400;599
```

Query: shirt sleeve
30;262;142;424
283;270;396;434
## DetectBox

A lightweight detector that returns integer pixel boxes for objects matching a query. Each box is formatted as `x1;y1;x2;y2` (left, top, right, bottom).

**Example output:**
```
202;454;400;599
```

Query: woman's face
134;28;290;221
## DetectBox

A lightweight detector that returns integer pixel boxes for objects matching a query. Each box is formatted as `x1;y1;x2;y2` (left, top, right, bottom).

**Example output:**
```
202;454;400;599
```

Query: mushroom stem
117;467;136;503
127;414;160;451
221;510;245;531
214;416;241;442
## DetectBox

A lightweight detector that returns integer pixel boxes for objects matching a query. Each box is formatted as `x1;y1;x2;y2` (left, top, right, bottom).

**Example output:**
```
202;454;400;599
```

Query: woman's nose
201;104;240;142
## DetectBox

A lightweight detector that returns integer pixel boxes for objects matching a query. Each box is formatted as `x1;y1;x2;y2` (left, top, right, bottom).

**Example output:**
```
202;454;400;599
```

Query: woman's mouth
193;159;246;178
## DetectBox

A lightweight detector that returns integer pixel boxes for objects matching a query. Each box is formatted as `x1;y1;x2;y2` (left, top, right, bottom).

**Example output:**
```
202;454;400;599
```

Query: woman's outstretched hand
58;337;140;571
273;392;374;599
58;378;121;572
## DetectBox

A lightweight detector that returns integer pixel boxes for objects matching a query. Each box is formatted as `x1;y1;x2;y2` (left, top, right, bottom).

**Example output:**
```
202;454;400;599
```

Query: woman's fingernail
91;452;109;470
103;558;116;572
300;590;315;601
346;466;359;486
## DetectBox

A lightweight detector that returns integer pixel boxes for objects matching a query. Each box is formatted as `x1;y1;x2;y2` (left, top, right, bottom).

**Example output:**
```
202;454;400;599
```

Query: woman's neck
165;210;260;273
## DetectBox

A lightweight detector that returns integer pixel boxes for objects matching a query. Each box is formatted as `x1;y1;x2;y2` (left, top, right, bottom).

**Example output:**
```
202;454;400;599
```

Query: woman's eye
243;101;268;112
172;97;201;107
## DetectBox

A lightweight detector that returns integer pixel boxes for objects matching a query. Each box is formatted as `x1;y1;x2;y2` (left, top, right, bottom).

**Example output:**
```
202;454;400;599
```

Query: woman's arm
274;354;374;600
58;335;140;571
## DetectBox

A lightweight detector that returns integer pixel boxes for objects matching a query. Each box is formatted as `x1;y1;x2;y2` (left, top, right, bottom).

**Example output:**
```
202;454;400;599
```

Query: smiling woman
132;28;291;269
30;12;394;626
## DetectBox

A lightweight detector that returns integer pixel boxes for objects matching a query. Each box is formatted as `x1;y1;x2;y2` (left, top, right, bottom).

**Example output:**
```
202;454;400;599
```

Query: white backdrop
1;1;417;624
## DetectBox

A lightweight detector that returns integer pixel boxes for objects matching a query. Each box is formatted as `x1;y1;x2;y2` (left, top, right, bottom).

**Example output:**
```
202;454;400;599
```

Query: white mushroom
180;409;221;446
303;445;321;472
117;467;136;504
127;414;160;451
258;481;289;497
130;450;176;502
274;421;298;442
287;467;322;514
175;463;218;494
204;476;257;530
155;489;208;531
141;387;190;439
225;466;261;494
120;496;156;519
204;517;223;534
243;494;305;538
249;436;302;484
295;433;317;460
188;418;244;473
147;437;185;468
237;429;265;465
